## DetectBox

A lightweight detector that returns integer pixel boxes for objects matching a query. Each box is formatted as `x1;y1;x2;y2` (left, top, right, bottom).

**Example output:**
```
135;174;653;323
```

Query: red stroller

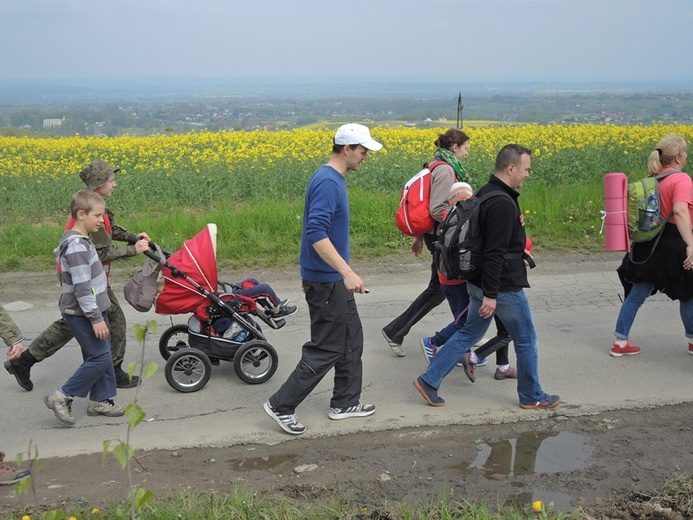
152;224;282;392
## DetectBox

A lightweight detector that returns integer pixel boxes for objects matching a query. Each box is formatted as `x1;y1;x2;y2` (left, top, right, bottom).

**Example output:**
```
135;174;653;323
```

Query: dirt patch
5;403;693;517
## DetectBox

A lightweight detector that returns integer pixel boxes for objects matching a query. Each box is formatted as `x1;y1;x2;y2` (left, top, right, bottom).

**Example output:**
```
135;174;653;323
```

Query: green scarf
435;147;472;183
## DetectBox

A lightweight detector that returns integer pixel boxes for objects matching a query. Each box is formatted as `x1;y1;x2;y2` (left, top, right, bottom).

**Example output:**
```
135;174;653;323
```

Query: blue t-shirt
299;165;350;282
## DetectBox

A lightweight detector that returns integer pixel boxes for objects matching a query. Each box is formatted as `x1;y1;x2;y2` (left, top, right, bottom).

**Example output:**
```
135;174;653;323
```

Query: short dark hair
332;143;361;154
495;144;532;172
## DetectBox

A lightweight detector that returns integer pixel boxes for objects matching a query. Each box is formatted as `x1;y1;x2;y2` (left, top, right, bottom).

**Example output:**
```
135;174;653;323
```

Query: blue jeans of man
615;281;693;340
432;283;470;346
61;313;117;401
420;283;546;405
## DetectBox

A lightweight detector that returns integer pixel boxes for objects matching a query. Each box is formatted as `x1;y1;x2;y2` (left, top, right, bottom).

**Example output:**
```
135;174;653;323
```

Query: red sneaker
610;340;641;357
688;343;693;356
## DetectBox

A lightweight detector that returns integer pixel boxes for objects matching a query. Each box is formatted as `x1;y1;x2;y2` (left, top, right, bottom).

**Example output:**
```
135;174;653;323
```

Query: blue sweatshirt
299;165;350;282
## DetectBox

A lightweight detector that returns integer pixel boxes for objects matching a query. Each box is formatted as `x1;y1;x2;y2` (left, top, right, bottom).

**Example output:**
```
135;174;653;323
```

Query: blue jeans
432;284;470;346
615;281;693;340
61;313;117;401
614;281;652;339
421;283;547;405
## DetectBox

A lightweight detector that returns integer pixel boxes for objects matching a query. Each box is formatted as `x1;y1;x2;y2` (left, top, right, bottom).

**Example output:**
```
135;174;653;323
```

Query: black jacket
468;176;529;298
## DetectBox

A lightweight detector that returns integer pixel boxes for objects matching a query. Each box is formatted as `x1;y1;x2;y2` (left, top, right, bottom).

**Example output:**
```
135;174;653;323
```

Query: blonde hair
70;190;105;218
648;134;687;176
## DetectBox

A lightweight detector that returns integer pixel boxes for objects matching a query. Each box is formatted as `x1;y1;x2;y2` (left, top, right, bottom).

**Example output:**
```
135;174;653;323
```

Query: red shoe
494;367;517;380
688;343;693;355
610;340;641;357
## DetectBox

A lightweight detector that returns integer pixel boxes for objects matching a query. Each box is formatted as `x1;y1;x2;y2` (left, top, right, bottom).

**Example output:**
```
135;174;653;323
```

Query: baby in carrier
219;278;297;319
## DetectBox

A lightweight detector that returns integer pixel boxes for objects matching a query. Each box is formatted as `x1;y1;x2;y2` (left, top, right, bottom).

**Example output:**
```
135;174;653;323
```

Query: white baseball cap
334;123;383;151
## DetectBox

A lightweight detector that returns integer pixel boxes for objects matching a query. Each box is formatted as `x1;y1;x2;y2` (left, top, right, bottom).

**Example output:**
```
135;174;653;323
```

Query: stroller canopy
155;224;218;316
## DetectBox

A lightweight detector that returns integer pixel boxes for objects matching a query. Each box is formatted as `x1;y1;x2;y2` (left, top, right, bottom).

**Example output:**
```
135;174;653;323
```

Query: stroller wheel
233;340;278;385
159;324;190;360
165;348;212;393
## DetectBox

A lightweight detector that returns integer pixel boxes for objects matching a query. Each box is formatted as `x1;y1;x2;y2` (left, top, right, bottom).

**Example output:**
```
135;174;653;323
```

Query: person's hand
6;342;23;360
684;245;693;270
137;232;151;241
93;321;109;340
411;236;424;257
343;271;366;294
134;238;150;254
478;296;496;319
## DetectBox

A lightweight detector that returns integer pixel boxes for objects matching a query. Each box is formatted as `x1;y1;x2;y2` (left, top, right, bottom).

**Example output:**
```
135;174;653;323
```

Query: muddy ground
2;252;693;518
4;404;693;518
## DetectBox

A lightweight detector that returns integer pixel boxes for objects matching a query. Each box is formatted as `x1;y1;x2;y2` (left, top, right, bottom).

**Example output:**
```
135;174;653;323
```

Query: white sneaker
382;330;405;357
87;398;125;417
328;403;376;420
44;390;75;426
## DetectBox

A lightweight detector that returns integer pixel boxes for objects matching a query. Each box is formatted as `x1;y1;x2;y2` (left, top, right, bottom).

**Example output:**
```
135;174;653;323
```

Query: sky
1;0;691;84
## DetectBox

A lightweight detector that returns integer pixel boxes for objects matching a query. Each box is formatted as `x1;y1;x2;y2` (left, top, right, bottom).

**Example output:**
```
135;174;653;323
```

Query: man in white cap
264;123;382;435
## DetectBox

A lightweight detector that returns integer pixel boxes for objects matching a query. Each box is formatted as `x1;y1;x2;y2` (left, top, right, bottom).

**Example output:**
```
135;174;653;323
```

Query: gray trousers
269;280;364;414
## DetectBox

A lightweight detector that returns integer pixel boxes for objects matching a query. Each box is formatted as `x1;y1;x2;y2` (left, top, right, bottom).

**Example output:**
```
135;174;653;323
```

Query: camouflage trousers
28;285;127;366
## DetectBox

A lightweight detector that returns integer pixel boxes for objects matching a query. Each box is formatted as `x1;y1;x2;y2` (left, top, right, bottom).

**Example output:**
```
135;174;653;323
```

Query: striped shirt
56;231;110;323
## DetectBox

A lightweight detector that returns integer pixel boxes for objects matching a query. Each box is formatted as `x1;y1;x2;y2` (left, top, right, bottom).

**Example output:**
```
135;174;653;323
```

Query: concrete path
2;252;692;459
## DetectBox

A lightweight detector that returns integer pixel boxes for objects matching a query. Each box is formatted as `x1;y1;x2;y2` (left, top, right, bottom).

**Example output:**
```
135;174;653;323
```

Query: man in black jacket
414;144;560;410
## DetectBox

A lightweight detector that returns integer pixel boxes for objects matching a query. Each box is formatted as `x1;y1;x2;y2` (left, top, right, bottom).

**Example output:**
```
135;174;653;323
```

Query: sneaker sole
609;350;641;357
263;402;304;435
87;409;125;417
520;397;561;410
43;395;75;426
413;379;445;407
328;409;376;420
382;330;405;357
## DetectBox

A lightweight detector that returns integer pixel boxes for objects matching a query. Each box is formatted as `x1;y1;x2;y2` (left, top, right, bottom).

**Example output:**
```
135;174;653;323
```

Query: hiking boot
459;352;476;383
0;452;30;486
270;305;297;319
520;394;561;410
328;403;376;420
263;401;305;435
610;340;641;357
4;358;33;391
87;398;125;417
413;376;445;407
419;337;437;365
44;390;75;426
115;365;141;389
382;329;405;357
494;366;517;380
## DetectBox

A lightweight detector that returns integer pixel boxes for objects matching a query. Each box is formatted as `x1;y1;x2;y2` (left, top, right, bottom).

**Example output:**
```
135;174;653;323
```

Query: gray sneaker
382;329;405;357
87;398;125;417
328;403;376;420
44;390;75;426
263;401;305;435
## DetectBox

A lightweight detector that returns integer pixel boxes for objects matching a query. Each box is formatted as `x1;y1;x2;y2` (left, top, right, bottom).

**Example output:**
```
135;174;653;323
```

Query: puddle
468;431;593;477
451;431;593;512
227;454;298;471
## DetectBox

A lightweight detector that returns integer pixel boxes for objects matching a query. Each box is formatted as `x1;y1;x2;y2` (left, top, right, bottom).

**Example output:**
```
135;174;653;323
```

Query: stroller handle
143;243;185;278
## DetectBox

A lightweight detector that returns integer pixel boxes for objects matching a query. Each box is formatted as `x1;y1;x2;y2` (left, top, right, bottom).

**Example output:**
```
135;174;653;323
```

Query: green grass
0;177;606;272
6;487;577;519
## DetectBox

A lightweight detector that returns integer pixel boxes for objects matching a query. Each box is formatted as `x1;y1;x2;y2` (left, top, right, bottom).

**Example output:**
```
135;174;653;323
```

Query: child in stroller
220;278;297;319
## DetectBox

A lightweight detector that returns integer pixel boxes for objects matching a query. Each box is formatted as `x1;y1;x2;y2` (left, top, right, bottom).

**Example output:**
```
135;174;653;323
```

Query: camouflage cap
79;159;120;189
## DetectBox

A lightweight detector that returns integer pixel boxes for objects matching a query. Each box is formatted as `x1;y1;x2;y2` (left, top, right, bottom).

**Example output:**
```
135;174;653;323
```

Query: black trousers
269;280;364;415
383;235;445;345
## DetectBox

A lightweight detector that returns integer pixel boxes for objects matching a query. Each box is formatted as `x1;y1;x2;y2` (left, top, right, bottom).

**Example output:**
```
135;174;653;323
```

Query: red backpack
394;160;447;236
